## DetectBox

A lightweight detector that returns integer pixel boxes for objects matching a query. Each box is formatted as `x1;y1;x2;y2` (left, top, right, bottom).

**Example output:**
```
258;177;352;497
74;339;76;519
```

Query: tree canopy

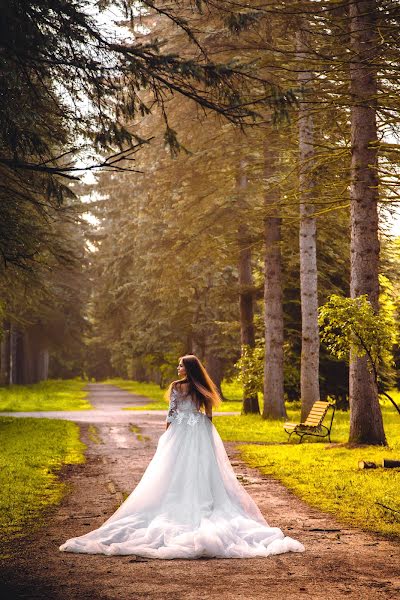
1;1;400;444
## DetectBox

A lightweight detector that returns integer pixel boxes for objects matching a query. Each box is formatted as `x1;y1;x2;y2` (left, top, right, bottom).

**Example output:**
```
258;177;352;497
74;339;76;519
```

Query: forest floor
0;384;399;600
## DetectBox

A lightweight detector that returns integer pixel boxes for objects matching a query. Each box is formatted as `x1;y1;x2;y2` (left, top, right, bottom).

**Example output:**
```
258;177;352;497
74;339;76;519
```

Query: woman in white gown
60;355;305;559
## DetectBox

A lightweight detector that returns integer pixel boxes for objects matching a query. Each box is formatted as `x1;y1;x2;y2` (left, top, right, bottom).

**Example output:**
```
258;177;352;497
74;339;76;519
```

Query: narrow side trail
0;385;399;599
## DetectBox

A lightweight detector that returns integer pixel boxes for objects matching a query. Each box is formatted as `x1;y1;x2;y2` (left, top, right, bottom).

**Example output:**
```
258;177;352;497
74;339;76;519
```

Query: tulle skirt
59;413;305;559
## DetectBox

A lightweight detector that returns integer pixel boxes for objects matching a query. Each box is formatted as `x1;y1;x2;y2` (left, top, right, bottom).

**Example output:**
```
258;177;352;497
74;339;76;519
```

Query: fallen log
382;459;400;469
359;459;400;469
358;461;377;469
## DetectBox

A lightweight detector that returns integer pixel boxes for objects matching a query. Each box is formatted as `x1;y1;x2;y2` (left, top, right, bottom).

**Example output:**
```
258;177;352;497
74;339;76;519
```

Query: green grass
88;424;102;445
0;379;92;412
0;417;85;544
220;380;244;402
213;402;400;538
104;378;245;412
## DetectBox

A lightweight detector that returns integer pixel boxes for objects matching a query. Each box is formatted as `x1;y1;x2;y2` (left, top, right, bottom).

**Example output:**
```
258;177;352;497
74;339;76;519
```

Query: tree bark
0;320;11;385
21;329;35;384
349;0;386;445
263;142;286;419
18;326;50;384
237;158;259;414
15;329;25;384
9;323;18;385
204;350;223;397
191;338;206;362
38;348;49;381
297;26;320;421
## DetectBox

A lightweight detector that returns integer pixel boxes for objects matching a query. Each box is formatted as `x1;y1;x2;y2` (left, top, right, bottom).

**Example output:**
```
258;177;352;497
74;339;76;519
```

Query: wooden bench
284;400;336;443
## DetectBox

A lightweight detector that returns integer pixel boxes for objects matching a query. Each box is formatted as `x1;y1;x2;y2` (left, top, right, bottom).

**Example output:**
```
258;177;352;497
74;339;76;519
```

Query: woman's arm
165;386;178;430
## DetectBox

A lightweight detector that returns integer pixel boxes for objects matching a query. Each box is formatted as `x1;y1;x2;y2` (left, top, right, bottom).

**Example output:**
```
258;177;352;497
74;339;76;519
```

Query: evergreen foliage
1;1;400;443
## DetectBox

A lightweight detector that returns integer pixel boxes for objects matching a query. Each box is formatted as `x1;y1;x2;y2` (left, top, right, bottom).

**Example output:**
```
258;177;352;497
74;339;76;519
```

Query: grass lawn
104;378;246;412
0;417;85;546
0;379;92;411
103;378;400;536
214;399;400;538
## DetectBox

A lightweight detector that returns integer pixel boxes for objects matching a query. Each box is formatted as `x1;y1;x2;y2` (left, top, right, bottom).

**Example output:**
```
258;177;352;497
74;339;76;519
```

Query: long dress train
59;387;305;559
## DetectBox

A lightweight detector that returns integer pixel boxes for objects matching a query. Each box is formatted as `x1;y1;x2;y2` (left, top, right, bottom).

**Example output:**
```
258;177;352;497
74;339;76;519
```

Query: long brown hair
168;354;221;411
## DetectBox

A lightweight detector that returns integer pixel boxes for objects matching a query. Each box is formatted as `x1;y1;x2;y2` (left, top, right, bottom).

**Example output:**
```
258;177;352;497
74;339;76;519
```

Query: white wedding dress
59;387;305;559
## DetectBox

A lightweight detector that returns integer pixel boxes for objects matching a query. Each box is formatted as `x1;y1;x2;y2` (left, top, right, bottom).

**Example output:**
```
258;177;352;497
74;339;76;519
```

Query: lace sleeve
166;386;178;423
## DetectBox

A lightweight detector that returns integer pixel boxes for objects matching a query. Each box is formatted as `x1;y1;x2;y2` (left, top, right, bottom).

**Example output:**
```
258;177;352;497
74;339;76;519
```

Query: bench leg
285;429;295;442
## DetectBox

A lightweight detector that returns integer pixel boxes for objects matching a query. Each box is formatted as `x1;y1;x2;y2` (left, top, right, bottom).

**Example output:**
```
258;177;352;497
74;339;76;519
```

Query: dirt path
1;385;399;599
0;383;239;423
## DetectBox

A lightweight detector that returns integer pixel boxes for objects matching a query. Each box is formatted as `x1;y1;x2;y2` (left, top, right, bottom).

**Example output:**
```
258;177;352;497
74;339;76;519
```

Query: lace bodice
166;386;202;426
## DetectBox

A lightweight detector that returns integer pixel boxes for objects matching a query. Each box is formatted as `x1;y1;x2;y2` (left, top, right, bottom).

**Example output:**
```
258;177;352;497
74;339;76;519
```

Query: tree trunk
15;329;25;384
19;326;49;384
9;323;18;385
349;0;386;445
297;26;320;422
191;338;205;362
263;142;286;419
0;320;11;385
38;348;49;381
237;158;259;414
21;329;35;384
204;350;223;397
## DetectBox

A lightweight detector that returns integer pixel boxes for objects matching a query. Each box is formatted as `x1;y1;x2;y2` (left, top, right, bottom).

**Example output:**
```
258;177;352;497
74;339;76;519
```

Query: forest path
0;383;167;423
0;383;239;422
1;385;399;599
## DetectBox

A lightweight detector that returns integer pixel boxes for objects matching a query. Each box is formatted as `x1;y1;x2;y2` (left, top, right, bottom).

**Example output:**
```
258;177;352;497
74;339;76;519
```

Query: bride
60;355;305;559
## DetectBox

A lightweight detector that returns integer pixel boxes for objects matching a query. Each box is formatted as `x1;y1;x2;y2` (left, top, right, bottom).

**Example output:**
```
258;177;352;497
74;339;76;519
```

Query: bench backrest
303;401;331;426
